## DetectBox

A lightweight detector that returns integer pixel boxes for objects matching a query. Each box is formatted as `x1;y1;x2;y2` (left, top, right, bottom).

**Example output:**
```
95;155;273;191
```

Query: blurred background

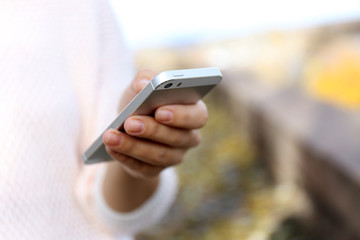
111;1;360;239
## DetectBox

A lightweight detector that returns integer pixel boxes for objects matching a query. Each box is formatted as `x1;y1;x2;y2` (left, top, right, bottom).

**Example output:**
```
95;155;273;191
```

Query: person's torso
0;1;119;239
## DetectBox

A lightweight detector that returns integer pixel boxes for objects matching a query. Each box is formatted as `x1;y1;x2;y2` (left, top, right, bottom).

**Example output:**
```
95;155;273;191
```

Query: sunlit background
111;0;360;49
110;1;360;239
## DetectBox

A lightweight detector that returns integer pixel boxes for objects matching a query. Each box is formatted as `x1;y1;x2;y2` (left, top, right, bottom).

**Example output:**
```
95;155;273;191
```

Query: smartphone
82;67;222;164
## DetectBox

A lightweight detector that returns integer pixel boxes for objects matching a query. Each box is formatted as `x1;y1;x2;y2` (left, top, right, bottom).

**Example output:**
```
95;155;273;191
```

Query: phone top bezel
151;67;222;90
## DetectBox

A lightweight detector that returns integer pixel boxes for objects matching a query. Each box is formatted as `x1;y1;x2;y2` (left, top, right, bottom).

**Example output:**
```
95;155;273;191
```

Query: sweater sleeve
94;167;178;235
74;0;178;236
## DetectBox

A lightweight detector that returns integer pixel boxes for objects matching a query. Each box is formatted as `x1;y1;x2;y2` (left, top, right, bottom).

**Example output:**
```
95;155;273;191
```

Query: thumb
119;69;157;110
132;69;157;93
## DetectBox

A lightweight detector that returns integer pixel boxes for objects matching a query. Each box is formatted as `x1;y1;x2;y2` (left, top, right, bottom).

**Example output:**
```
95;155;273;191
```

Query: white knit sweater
0;0;177;239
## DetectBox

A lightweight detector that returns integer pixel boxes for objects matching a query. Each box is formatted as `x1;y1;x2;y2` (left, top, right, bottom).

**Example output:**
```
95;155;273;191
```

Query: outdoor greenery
138;91;311;240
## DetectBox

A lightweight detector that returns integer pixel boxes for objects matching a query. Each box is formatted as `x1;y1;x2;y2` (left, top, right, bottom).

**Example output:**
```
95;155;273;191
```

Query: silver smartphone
82;67;222;164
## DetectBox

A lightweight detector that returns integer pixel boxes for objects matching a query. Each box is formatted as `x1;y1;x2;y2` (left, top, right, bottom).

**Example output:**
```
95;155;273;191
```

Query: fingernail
156;109;173;122
104;131;122;146
129;119;144;133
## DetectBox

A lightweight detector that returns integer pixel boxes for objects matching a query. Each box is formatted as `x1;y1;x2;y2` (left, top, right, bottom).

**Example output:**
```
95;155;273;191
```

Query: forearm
102;161;159;212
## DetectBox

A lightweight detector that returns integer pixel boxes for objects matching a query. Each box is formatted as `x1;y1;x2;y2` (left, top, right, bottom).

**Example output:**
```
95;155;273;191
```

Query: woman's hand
103;69;208;179
101;69;208;212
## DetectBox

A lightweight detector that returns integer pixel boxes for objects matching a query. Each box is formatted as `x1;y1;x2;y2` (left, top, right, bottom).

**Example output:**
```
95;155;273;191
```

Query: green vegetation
138;91;310;240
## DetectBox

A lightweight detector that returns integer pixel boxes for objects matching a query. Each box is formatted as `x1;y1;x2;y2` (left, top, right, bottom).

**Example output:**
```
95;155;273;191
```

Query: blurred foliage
133;20;360;240
137;91;311;240
135;21;360;111
269;217;315;240
304;35;360;109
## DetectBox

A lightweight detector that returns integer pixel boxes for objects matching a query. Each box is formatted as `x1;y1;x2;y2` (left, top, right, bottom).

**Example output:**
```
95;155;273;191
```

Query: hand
103;70;208;179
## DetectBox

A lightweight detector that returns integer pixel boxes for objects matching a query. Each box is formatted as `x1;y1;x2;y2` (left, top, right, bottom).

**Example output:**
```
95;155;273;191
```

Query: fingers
155;100;208;129
124;116;201;148
103;129;185;167
106;151;165;179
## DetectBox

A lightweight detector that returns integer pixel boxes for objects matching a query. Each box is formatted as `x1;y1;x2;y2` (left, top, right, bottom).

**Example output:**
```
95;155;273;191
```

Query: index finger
154;101;208;129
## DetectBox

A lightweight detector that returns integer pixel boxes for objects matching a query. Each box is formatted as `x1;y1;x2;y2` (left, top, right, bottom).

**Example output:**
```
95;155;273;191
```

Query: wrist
102;161;160;212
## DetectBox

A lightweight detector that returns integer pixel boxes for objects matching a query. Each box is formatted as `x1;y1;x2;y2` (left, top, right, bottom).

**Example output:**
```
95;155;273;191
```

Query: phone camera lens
164;83;173;88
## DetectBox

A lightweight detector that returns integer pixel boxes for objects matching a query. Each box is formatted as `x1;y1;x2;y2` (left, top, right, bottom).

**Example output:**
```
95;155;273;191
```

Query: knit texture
0;0;177;239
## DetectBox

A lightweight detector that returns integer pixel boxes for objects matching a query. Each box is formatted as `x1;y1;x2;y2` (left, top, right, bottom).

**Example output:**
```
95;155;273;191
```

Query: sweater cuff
94;166;178;235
